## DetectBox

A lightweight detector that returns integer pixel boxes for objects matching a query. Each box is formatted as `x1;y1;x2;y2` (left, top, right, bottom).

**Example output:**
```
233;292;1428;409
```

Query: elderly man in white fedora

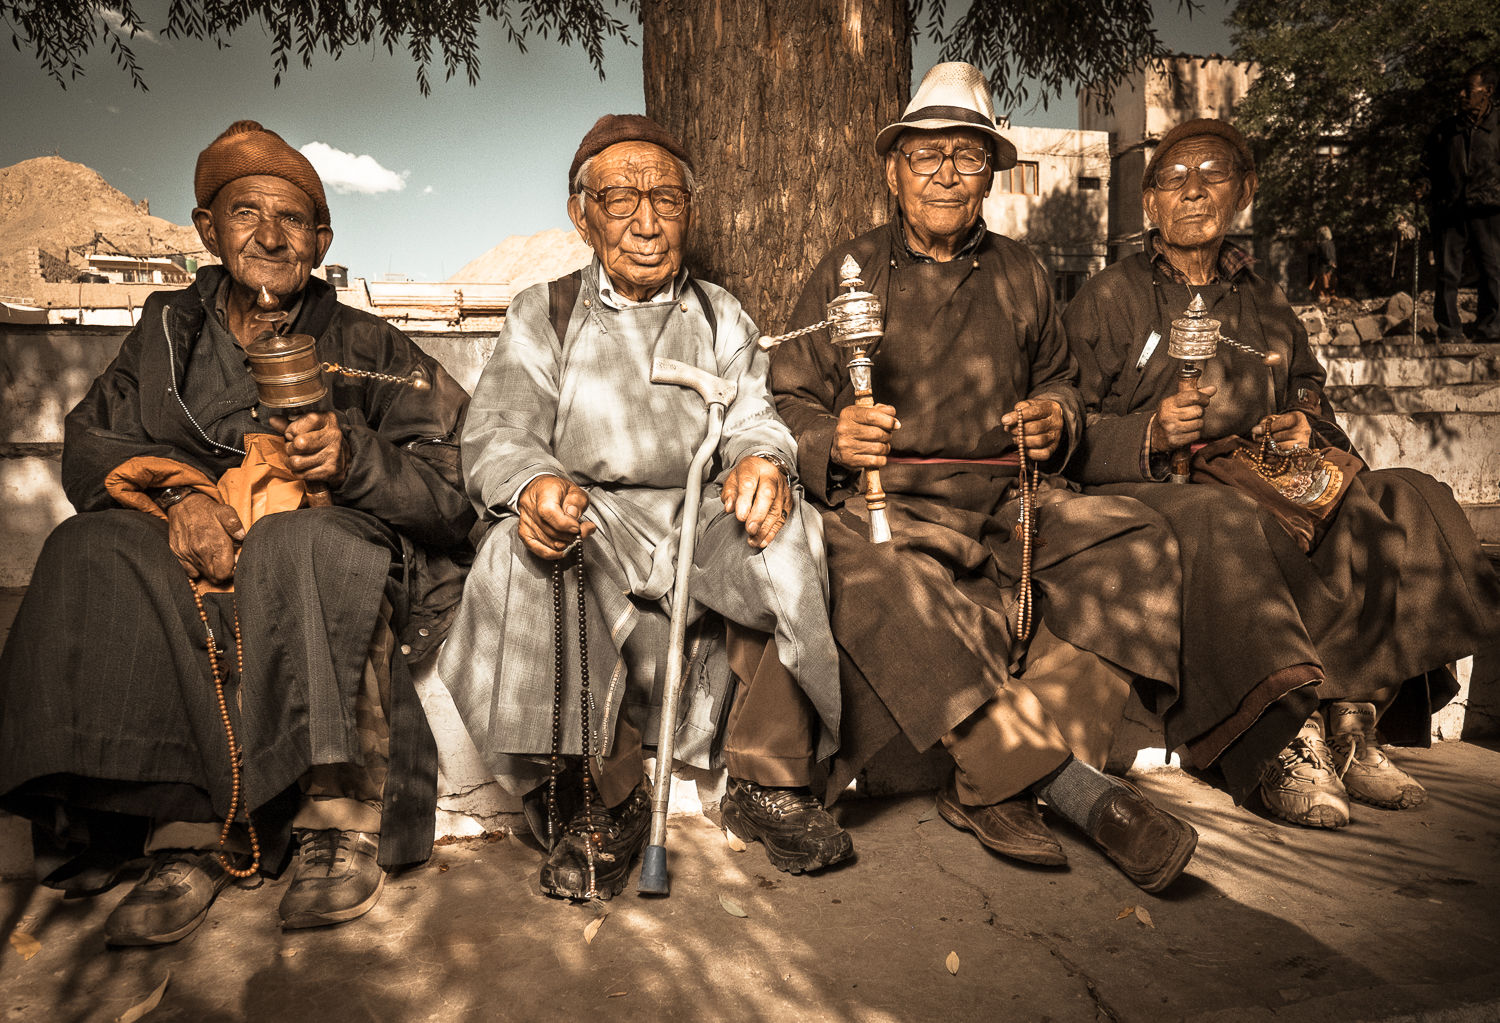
771;63;1200;892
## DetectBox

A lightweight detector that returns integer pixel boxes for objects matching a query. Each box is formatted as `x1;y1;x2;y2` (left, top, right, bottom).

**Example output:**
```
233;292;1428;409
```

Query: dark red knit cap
1142;118;1256;193
567;114;695;191
194;120;330;225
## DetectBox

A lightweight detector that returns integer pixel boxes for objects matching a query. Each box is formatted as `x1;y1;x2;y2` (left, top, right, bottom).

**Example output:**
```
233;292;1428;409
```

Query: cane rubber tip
637;846;669;895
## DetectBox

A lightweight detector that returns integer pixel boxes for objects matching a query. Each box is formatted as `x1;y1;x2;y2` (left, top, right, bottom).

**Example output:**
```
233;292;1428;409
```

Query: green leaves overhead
1;0;637;93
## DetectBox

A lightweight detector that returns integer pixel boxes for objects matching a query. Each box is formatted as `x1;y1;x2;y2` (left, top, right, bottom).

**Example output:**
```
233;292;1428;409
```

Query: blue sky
1;2;1232;281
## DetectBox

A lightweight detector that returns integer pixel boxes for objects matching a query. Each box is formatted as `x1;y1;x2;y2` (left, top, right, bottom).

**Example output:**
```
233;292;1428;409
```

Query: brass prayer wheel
244;331;328;411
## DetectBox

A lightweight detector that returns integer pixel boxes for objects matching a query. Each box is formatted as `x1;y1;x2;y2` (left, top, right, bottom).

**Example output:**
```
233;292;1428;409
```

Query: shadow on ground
3;742;1499;1023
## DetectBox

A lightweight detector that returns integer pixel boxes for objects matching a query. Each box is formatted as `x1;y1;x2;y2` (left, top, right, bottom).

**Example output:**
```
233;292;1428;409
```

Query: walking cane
637;357;738;896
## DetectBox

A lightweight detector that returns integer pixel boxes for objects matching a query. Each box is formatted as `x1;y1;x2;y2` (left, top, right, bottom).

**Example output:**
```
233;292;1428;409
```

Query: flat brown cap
568;114;694;191
1142;118;1256;193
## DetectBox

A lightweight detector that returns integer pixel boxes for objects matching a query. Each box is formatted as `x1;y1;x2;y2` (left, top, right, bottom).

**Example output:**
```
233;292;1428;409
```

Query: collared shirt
595;256;689;309
895;216;989;265
1146;230;1255;285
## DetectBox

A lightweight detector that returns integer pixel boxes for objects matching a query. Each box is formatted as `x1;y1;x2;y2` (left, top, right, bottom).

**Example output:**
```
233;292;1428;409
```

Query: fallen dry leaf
945;951;960;975
725;831;748;852
438;863;450;872
584;916;606;945
116;974;170;1023
10;931;40;961
279;949;298;958
719;894;749;918
1115;907;1135;921
1134;906;1155;929
917;802;938;824
608;991;628;998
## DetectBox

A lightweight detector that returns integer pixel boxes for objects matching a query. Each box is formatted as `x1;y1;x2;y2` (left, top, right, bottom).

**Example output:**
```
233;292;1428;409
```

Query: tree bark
642;0;910;332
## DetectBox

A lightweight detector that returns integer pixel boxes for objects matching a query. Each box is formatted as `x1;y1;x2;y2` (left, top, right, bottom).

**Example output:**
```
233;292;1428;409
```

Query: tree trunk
642;0;911;332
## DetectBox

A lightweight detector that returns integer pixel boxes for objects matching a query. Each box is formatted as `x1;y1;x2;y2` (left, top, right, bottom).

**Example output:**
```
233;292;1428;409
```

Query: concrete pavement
3;741;1499;1022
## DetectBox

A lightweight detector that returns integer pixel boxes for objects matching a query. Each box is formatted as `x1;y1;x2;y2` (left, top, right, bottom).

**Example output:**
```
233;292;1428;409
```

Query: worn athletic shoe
1259;714;1351;828
721;778;854;874
279;830;384;929
1326;701;1427;810
539;781;651;900
1087;781;1198;893
936;779;1066;867
103;850;233;947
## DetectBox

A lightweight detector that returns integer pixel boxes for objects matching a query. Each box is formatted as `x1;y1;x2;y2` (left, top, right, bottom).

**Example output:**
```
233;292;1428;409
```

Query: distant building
1079;55;1259;261
83;253;194;286
984;125;1113;302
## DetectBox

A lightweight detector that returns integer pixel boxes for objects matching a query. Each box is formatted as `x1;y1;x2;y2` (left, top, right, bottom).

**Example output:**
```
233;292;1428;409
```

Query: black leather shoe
1088;781;1197;893
539;780;651;900
937;779;1067;866
721;778;854;874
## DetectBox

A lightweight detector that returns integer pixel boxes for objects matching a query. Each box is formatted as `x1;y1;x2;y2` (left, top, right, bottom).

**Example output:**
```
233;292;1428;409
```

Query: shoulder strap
547;268;585;345
687;278;718;343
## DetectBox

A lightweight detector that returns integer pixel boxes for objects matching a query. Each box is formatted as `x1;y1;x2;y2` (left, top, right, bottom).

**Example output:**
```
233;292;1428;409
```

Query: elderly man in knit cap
1064;116;1500;830
0;121;473;943
772;62;1199;893
439;114;847;899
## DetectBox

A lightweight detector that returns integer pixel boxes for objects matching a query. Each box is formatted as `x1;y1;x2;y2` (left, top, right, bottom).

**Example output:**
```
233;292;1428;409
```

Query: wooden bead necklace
190;582;261;878
1011;409;1037;643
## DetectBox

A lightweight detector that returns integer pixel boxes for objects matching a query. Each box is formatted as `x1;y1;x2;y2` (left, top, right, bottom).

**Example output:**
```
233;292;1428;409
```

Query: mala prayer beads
190;583;261;878
1011;407;1038;643
546;540;601;899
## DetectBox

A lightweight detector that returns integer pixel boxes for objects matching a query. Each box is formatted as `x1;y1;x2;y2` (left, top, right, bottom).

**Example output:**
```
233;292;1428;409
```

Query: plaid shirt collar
1147;230;1254;284
896;216;988;264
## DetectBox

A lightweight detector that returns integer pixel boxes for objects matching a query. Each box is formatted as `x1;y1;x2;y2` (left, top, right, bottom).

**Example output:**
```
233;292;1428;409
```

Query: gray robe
438;263;839;796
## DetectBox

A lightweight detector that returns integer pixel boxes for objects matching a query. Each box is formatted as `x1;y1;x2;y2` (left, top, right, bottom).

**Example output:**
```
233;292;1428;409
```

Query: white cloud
299;142;409;195
423;185;434;195
99;9;157;43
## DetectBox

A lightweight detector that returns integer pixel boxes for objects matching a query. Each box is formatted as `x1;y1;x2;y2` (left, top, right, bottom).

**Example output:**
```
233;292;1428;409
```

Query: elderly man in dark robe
1063;117;1500;828
0;121;473;943
771;63;1198;893
438;115;847;900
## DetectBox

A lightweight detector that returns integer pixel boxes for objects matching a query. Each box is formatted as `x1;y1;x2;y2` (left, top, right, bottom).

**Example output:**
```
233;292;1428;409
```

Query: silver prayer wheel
825;256;884;350
1167;292;1222;362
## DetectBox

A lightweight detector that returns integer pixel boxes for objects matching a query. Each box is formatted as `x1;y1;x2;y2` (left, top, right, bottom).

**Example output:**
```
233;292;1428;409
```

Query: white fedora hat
875;61;1018;170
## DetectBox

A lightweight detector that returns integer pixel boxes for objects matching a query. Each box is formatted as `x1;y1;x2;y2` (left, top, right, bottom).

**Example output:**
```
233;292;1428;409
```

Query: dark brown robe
1063;247;1500;796
771;223;1183;799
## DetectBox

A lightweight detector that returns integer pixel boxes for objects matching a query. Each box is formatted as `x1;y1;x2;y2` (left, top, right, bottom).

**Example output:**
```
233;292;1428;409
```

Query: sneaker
278;830;384;929
1326;701;1427;810
539;780;651;900
721;778;854;874
1259;714;1351;828
103;850;233;947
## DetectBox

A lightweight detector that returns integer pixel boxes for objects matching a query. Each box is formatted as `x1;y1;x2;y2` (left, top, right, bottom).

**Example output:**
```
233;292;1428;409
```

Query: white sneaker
1326;701;1427;810
1259;714;1351;828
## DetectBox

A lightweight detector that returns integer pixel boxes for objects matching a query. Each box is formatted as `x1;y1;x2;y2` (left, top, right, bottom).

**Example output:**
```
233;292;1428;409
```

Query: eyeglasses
1152;159;1238;192
224;206;316;235
897;147;990;176
579;185;692;220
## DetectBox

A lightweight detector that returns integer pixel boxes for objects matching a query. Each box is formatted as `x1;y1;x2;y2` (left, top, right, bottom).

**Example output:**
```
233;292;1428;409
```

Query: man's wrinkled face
1461;73;1493;120
1143;137;1256;252
567;141;691;302
193;175;332;301
885;127;993;247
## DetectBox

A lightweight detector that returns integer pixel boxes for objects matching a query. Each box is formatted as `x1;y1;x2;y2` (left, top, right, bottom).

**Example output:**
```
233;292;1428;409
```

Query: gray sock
1031;757;1128;836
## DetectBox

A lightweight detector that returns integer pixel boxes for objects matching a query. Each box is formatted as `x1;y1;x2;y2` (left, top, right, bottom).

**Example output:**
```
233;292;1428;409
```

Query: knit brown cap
194;120;331;226
567;114;694;192
1142;118;1256;193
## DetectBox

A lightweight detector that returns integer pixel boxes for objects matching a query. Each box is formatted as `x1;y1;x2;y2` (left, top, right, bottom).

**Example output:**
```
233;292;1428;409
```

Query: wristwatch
154;486;195;511
750;451;794;483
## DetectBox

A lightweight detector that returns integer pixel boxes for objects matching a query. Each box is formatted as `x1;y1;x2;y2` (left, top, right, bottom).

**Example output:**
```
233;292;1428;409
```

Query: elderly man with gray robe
439;115;847;899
